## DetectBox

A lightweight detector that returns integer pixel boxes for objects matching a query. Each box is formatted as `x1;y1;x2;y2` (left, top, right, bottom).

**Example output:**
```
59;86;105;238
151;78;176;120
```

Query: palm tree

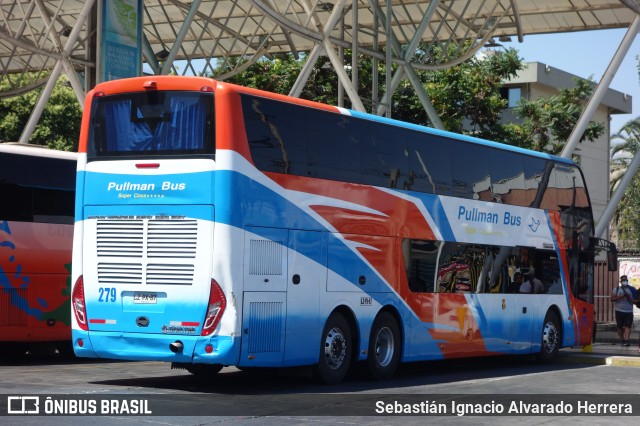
609;118;640;250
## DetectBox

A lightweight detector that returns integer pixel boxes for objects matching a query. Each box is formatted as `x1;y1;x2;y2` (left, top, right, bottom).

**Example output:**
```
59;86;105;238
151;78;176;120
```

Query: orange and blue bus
71;76;612;383
1;143;76;356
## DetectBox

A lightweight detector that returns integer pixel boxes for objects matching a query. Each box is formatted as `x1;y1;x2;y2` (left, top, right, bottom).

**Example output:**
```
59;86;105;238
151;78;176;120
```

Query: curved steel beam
0;77;48;98
0;27;62;60
620;0;640;14
0;27;93;68
250;0;323;43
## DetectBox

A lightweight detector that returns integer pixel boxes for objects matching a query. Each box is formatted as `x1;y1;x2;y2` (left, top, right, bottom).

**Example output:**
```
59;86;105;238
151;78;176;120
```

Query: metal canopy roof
0;0;638;97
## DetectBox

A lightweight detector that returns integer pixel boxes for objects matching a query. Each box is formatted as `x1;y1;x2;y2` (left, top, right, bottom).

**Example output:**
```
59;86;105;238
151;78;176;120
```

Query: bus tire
316;312;352;385
185;364;223;376
537;310;561;363
367;311;401;380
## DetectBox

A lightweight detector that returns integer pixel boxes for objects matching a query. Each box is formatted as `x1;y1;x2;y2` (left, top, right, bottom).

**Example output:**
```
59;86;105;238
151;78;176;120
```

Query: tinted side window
310;115;360;183
554;164;590;210
243;94;361;182
244;95;416;188
540;164;560;211
0;153;33;222
0;153;75;224
450;141;490;200
569;166;590;209
243;95;309;175
524;157;549;207
490;151;526;205
359;123;408;188
407;134;452;195
402;239;439;292
31;156;76;224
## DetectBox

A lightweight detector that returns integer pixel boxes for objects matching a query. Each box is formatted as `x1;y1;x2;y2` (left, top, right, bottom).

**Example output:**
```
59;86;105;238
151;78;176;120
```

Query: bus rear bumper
72;330;238;364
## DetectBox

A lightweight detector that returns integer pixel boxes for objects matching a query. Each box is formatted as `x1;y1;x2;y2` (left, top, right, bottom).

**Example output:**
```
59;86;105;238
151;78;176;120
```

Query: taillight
201;279;226;336
72;276;88;331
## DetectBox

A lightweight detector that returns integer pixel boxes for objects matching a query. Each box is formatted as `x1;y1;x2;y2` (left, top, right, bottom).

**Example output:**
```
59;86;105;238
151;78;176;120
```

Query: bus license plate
133;292;157;304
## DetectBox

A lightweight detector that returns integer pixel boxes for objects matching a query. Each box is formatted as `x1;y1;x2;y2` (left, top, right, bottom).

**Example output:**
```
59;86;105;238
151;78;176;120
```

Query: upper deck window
88;91;214;158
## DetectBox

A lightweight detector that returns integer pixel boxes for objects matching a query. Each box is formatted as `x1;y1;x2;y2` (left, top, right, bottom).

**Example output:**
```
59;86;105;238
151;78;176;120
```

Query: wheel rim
374;326;395;367
542;319;559;354
324;326;347;370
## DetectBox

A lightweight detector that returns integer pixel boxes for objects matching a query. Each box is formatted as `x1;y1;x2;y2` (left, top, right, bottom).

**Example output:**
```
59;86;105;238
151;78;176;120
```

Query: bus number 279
98;287;116;303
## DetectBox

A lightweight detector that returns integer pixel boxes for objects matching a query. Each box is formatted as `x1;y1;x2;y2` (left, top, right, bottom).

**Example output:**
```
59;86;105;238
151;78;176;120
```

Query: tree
402;47;524;138
0;74;81;151
610;118;640;248
502;78;605;155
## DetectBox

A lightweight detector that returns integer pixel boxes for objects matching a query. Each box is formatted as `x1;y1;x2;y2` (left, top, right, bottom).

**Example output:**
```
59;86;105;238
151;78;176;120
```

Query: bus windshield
88;91;214;157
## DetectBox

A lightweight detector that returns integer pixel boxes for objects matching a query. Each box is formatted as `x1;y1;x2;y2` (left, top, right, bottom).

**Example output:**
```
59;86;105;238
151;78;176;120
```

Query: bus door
284;230;325;365
511;293;534;352
240;227;287;366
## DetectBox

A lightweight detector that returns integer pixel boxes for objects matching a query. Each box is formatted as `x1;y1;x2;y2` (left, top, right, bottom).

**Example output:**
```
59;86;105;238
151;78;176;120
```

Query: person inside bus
518;268;543;294
527;268;544;294
510;270;524;293
611;275;638;347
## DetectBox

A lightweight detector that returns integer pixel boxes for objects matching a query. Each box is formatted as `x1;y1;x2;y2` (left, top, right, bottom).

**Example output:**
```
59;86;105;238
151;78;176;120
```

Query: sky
499;28;640;136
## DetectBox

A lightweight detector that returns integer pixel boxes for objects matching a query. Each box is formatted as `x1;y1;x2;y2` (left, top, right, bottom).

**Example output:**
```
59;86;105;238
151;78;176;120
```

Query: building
501;62;632;226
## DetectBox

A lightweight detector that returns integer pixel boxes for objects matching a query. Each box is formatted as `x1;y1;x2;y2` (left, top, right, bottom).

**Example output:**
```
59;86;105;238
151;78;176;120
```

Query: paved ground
560;313;640;367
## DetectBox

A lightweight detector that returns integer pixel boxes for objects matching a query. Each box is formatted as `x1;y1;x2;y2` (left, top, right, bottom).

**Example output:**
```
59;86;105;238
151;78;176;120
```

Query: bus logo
528;217;541;232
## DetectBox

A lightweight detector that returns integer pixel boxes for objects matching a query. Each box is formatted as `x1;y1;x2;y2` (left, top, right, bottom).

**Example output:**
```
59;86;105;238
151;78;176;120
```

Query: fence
594;260;617;324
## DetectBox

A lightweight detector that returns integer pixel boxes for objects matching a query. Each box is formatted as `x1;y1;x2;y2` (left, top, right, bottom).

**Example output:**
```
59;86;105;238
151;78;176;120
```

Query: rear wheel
366;312;401;380
537;310;561;363
185;364;223;376
315;312;352;385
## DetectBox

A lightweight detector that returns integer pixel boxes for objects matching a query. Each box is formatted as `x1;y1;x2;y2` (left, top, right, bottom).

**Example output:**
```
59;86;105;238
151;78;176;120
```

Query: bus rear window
88;91;214;158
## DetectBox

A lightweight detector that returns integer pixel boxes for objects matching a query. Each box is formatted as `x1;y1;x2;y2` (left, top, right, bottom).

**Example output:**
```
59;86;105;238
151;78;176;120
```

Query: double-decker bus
71;76;613;384
1;143;76;357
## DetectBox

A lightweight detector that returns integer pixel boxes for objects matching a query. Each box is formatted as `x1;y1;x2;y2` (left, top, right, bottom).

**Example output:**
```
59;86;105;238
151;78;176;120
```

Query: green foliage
610;118;640;248
0;75;81;151
504;78;604;154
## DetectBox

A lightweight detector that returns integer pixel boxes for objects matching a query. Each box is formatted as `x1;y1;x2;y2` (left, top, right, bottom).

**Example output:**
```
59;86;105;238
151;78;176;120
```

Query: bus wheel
367;312;401;380
185;364;223;376
537;310;561;363
316;312;352;385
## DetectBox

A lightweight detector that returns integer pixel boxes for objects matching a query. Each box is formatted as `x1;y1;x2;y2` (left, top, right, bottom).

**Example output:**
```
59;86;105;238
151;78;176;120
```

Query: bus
71;76;615;383
0;143;76;357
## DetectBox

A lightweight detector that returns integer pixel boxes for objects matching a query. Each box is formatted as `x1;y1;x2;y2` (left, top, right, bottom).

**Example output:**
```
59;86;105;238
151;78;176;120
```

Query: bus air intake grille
147;220;197;258
96;220;143;258
0;288;27;326
247;301;283;353
249;240;283;275
97;263;142;286
146;264;195;285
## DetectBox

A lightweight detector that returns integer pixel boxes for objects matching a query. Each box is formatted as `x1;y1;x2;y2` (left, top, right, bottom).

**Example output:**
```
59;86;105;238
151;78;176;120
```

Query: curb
605;356;640;367
558;353;640;367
